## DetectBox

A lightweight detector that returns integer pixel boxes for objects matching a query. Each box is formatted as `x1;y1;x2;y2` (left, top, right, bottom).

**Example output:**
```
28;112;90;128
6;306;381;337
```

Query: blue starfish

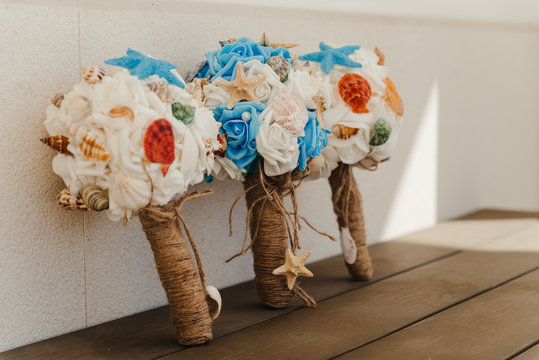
299;42;362;74
105;49;185;88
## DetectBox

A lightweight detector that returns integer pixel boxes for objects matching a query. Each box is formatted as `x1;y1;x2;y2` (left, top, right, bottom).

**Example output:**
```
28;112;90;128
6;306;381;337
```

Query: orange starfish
215;63;266;109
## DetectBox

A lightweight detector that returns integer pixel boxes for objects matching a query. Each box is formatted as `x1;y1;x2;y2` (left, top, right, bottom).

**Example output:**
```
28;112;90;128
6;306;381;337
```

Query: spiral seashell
369;119;392;146
338;73;372;114
144;119;176;176
81;66;107;85
111;171;152;211
272;93;308;136
171;102;195;125
80;185;109;211
266;56;289;82
375;47;385;66
40;135;72;155
147;79;174;103
108;106;134;122
185;78;209;104
51;93;64;108
63;120;110;162
57;189;90;211
383;77;404;117
332;124;359;140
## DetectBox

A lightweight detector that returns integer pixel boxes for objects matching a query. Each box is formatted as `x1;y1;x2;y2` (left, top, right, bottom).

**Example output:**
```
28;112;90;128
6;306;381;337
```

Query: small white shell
340;227;357;265
110;171;152;211
272;93;308;136
206;285;222;320
66;95;92;122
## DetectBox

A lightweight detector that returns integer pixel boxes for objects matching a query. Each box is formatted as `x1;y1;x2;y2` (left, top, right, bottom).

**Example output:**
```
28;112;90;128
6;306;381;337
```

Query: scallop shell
108;106;134;122
66;95;92;121
375;47;385;66
80;185;109;211
63;121;111;162
338;73;372;113
266;56;289;82
214;133;227;157
144;119;175;176
206;285;222;320
147;80;174;103
369;119;392;146
51;93;64;108
171;102;195;125
111;171;152;211
383;77;404;116
40;135;72;155
57;189;90;211
332;124;359;140
81;66;107;85
272;94;308;136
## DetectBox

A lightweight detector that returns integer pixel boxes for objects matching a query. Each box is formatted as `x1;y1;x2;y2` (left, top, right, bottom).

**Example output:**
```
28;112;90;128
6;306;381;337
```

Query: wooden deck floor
1;209;538;360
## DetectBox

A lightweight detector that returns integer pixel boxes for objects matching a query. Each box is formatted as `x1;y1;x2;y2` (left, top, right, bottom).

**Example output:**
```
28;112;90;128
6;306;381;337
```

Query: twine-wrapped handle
139;191;213;345
328;162;374;281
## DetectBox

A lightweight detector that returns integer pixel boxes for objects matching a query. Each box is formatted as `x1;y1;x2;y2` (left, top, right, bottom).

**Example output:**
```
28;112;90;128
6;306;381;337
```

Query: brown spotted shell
63;121;110;162
338;73;372;113
332;124;359;139
81;66;107;85
57;189;90;211
266;56;289;82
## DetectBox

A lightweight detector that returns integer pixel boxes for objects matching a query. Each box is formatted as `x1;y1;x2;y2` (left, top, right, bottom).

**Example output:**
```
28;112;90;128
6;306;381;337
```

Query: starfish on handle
272;249;314;290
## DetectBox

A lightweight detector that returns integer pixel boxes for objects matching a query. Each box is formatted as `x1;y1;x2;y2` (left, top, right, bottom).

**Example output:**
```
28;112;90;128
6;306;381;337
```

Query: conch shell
80;185;109;211
63;121;111;162
81;66;107;85
40;135;72;155
383;77;404;117
57;189;89;211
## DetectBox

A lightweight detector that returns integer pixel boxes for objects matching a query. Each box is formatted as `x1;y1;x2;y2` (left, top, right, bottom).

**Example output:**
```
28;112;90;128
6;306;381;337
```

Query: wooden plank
337;270;539;360
163;223;539;360
513;343;539;360
0;211;533;359
458;209;539;220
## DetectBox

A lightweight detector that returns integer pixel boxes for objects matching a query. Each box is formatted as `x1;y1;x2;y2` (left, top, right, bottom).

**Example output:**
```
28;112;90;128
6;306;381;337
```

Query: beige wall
0;0;538;351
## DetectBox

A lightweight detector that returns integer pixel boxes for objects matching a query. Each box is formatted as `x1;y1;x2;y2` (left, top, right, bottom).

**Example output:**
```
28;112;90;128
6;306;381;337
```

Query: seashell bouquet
298;42;405;281
41;49;222;345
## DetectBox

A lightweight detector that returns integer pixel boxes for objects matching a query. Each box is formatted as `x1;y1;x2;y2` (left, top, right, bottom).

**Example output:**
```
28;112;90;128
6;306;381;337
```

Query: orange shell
144;119;175;176
332;124;359;139
383;77;404;116
338;73;372;113
79;132;110;162
109;106;134;122
374;47;385;65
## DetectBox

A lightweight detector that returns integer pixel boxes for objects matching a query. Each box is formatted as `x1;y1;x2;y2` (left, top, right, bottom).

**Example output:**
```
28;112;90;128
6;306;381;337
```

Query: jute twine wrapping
227;166;334;308
328;162;374;281
139;191;213;345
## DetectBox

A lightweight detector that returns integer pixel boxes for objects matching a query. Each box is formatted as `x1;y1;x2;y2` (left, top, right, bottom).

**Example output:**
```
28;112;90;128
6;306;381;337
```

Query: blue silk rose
214;102;266;171
199;37;292;81
297;110;330;171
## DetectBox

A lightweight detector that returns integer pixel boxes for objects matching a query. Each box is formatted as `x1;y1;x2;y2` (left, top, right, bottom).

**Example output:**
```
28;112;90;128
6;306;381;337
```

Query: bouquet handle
139;192;214;345
328;162;374;281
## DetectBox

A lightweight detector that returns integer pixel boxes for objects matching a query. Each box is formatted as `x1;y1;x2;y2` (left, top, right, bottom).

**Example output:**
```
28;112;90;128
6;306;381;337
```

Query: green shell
369;119;392;146
171;102;195;125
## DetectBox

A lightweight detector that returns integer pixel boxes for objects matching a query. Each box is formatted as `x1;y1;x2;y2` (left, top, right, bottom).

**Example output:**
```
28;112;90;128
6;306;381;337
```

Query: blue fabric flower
214;102;266;171
199;37;292;81
297;110;330;171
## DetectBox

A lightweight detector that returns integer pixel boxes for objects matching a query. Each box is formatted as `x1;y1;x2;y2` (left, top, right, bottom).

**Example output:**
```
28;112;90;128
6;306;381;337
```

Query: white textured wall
0;0;538;351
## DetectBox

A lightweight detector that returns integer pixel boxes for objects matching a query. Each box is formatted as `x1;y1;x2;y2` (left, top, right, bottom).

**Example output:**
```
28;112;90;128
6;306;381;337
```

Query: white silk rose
256;106;300;176
244;60;286;105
